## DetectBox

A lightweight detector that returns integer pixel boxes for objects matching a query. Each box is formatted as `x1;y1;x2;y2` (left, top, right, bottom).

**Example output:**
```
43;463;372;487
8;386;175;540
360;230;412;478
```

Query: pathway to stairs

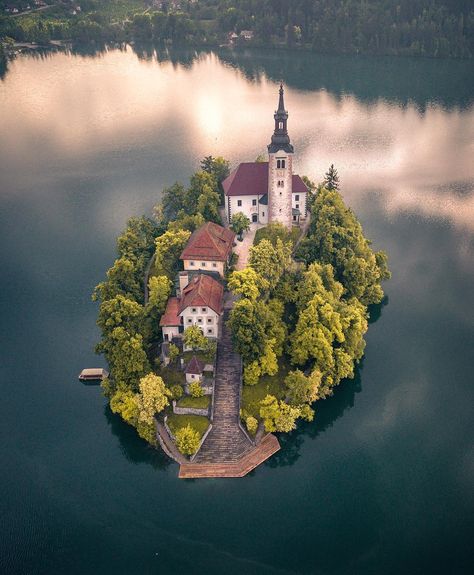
191;310;253;464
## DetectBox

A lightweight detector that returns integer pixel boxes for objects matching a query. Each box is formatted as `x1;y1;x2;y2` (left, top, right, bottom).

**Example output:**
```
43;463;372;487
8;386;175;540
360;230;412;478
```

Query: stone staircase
193;310;253;463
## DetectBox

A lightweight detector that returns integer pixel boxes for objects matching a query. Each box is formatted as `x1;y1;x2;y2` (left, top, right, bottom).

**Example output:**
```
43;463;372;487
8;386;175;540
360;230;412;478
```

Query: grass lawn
177;395;210;410
241;356;292;419
167;414;210;439
254;224;301;247
156;366;185;387
183;350;215;365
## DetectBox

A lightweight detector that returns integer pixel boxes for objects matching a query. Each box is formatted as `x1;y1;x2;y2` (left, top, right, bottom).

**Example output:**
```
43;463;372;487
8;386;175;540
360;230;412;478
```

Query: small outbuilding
184;356;205;384
79;368;109;381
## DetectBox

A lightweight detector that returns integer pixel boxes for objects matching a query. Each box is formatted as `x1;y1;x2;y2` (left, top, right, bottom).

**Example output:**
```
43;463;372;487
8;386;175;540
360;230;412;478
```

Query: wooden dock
179;434;280;478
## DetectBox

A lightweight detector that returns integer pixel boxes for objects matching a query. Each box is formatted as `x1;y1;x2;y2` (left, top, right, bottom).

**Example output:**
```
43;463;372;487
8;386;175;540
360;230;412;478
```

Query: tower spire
268;83;294;154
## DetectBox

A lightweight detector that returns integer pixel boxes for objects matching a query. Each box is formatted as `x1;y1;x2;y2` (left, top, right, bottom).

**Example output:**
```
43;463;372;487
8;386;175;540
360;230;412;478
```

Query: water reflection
1;47;472;235
104;405;173;472
266;368;363;469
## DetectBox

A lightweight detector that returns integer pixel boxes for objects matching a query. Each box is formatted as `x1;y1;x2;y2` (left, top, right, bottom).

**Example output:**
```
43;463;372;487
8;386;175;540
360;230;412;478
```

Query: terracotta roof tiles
180;222;235;262
179;274;224;316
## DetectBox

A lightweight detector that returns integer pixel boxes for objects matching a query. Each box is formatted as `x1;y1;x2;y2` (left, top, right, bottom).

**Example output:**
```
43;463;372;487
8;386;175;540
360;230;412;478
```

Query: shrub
246;416;258;435
189;381;204;397
175;424;201;456
170;384;184;400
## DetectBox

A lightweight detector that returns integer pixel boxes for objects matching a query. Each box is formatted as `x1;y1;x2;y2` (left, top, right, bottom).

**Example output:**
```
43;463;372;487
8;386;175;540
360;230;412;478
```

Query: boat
78;368;109;381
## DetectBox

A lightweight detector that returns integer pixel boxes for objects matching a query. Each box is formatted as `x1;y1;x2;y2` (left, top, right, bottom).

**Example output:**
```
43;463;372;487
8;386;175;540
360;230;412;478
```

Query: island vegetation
1;0;472;59
92;156;389;456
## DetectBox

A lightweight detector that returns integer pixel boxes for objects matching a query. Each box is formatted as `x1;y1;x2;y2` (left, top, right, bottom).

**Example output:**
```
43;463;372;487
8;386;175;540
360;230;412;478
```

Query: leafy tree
175;424;201;456
285;369;322;405
296;187;390;305
160;182;187;222
167;211;205;233
96;295;145;347
246;416;258;435
227;267;268;301
106;327;150;390
196;184;221;223
147;275;172;315
200;155;230;202
168;343;180;365
230;211;251;240
136;373;170;426
183;325;207;351
259;395;301;433
243;360;261;385
249;238;292;288
324;164;340;190
189;381;204;397
110;387;139;426
186;170;219;215
228;298;267;363
94;256;142;302
169;384;184;400
153;228;191;280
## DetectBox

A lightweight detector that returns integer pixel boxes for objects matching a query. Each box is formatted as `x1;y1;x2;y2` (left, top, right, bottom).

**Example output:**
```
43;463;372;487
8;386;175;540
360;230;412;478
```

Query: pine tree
324;164;340;190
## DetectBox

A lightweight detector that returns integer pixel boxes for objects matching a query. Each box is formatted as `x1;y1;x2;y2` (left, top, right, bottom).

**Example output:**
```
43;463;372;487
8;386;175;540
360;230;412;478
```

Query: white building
223;84;308;229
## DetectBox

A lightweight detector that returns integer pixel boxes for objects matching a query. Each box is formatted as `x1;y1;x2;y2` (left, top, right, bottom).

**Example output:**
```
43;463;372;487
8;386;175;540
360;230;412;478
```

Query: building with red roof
180;222;235;277
160;275;224;343
223;84;308;228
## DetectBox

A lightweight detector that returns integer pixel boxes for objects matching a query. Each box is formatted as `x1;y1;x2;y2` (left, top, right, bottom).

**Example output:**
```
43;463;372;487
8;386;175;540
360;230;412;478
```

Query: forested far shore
1;0;473;59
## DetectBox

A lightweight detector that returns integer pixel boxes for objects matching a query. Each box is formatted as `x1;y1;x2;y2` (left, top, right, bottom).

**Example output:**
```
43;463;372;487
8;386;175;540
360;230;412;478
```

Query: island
93;85;390;477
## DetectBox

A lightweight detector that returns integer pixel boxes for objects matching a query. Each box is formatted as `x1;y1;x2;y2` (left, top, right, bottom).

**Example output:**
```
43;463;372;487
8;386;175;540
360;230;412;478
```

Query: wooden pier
179;434;280;478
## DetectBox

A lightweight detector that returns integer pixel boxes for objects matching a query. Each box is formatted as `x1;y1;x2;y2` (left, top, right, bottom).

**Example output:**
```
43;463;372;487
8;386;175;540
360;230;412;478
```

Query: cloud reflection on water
1;48;473;233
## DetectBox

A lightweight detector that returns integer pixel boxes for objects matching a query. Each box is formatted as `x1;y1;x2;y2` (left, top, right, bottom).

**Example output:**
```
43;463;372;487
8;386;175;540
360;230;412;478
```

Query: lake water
1;46;473;574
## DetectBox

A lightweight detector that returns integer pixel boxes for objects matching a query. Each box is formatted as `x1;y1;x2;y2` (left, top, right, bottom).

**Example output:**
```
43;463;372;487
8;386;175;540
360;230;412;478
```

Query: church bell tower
268;84;294;229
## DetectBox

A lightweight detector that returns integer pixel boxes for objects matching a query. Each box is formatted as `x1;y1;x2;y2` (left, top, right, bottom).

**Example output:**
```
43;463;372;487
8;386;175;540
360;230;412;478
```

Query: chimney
179;271;190;293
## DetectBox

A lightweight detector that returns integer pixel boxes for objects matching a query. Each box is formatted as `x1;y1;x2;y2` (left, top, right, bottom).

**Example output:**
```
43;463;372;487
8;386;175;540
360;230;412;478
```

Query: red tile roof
185;356;205;375
180;222;235;262
159;297;181;327
179;274;223;315
222;161;308;196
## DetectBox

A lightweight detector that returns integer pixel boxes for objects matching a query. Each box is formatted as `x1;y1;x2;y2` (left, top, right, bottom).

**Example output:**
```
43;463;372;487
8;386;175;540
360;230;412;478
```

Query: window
187;318;192;324
237;199;242;207
190;261;195;266
207;328;214;335
296;204;299;209
252;199;257;206
295;194;299;201
212;262;217;268
197;318;203;324
202;308;207;313
279;208;282;213
279;192;282;196
207;317;213;324
201;262;206;267
191;307;197;313
191;374;195;379
277;159;281;169
279;121;283;129
262;211;265;217
282;160;286;168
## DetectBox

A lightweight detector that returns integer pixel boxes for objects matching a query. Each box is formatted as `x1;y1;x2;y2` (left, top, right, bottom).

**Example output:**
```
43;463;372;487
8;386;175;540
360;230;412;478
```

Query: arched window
277;159;281;169
279;121;283;130
281;159;286;169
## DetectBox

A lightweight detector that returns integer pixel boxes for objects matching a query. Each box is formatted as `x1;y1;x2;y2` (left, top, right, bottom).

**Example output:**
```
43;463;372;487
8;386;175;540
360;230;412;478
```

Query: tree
168;343;180;365
106;327;150;390
230;212;251;240
153;228;191;279
200;155;230;203
175;424;201;456
110;387;139;425
249;238;292;288
285;369;322;405
324;164;340;190
160;182;187;222
246;416;258;435
183;325;207;351
136;373;170;425
296;187;391;305
227;267;268;301
96;294;145;346
259;395;301;433
147;275;171;315
189;381;204;397
196;184;221;223
186;170;219;215
228;298;267;363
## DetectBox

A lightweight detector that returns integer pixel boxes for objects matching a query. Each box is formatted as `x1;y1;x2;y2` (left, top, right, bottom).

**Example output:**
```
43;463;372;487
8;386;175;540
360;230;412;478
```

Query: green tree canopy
230;211;251;239
249;238;292;289
136;373;170;426
183;325;207;351
153;228;191;279
175;424;201;456
259;395;301;433
296;187;390;305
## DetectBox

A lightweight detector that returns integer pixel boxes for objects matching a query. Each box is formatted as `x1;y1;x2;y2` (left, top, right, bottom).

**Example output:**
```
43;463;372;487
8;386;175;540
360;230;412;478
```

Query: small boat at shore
78;368;109;381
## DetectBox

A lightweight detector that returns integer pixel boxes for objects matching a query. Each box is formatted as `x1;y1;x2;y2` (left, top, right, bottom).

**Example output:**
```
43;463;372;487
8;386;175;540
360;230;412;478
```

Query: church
223;84;308;229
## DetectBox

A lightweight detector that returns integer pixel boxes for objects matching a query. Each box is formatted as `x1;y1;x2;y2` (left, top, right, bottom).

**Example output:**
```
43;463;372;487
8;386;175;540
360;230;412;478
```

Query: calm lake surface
1;47;473;574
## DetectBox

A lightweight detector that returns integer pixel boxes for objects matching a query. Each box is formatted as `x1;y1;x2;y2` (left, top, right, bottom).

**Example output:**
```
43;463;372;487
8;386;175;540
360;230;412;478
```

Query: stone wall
172;400;209;417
